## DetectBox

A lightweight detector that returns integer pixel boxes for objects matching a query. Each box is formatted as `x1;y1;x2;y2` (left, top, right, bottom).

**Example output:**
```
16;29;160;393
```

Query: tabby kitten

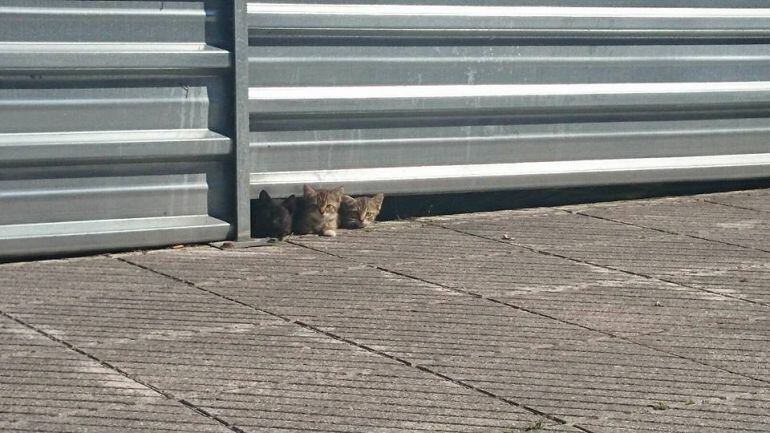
251;190;294;239
293;185;344;237
339;193;384;229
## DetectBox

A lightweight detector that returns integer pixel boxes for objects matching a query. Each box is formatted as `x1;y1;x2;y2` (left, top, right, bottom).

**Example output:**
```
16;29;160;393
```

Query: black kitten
251;190;294;239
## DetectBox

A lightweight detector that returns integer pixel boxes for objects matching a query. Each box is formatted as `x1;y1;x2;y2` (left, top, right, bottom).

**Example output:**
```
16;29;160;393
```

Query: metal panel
247;2;770;198
233;0;253;241
5;1;770;259
0;0;235;259
248;3;770;38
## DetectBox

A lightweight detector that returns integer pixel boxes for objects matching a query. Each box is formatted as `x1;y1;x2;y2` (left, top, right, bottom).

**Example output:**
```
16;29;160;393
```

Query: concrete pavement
1;188;767;432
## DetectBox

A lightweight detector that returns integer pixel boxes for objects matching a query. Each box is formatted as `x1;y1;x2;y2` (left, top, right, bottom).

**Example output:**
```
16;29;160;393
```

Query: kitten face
251;190;293;239
297;185;344;236
340;193;384;229
303;185;344;216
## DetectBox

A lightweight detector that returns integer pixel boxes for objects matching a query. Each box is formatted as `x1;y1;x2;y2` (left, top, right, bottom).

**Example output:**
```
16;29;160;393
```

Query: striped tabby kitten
339;193;384;229
293;185;344;237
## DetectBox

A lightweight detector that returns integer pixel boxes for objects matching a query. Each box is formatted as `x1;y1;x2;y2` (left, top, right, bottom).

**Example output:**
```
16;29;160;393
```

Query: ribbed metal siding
0;1;234;258
4;1;770;260
248;1;770;197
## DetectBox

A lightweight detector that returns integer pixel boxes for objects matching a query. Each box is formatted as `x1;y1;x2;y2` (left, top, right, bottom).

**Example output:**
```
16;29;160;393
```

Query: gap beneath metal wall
375;178;770;221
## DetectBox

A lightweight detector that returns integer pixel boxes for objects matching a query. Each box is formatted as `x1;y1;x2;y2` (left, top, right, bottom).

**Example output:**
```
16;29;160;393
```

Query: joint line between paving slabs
419;222;770;385
560;208;770;254
280;241;598;430
287;236;770;430
700;198;770;215
0;308;247;433
115;255;582;431
289;234;769;386
426;220;769;309
372;259;770;388
285;240;714;430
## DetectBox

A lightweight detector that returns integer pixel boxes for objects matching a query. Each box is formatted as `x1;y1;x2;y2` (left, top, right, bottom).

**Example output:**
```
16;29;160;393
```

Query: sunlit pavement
1;188;768;433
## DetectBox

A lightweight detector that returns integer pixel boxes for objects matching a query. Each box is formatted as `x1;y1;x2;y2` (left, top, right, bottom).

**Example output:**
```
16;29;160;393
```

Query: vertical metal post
232;0;251;240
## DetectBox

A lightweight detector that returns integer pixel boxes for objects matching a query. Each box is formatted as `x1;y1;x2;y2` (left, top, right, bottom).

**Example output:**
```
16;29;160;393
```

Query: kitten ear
259;190;271;202
282;195;297;212
341;195;356;205
333;186;344;197
303;184;316;198
371;193;385;208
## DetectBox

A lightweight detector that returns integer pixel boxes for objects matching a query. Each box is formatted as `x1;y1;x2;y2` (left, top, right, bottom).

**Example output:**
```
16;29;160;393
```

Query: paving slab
0;314;231;433
0;257;556;433
582;390;769;433
422;204;769;384
295;220;765;338
699;189;770;214
1;188;768;433
629;324;769;382
570;196;769;252
127;244;766;424
428;208;770;305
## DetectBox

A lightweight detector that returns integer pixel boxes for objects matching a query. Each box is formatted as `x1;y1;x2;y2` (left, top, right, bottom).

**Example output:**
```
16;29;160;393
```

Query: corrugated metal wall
3;1;770;259
0;1;235;258
248;1;770;197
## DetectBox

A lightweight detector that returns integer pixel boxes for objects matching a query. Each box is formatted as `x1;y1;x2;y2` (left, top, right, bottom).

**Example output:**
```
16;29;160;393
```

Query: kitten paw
321;230;337;237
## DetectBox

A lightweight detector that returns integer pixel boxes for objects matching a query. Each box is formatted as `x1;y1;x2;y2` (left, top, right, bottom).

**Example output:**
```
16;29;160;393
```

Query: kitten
293;185;344;237
339;193;384;229
250;190;294;239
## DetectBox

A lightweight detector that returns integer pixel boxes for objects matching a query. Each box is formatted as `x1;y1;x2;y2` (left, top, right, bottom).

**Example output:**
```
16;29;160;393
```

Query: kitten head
303;185;344;215
251;190;293;239
340;193;384;228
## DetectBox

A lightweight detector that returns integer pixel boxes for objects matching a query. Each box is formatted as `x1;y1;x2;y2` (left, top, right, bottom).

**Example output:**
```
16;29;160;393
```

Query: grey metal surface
248;2;770;198
0;1;235;259
248;3;770;38
4;1;770;259
233;0;253;241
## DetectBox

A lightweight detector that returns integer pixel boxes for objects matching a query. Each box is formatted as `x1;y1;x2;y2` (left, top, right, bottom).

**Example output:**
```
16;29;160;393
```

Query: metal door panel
0;0;235;259
248;2;770;198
